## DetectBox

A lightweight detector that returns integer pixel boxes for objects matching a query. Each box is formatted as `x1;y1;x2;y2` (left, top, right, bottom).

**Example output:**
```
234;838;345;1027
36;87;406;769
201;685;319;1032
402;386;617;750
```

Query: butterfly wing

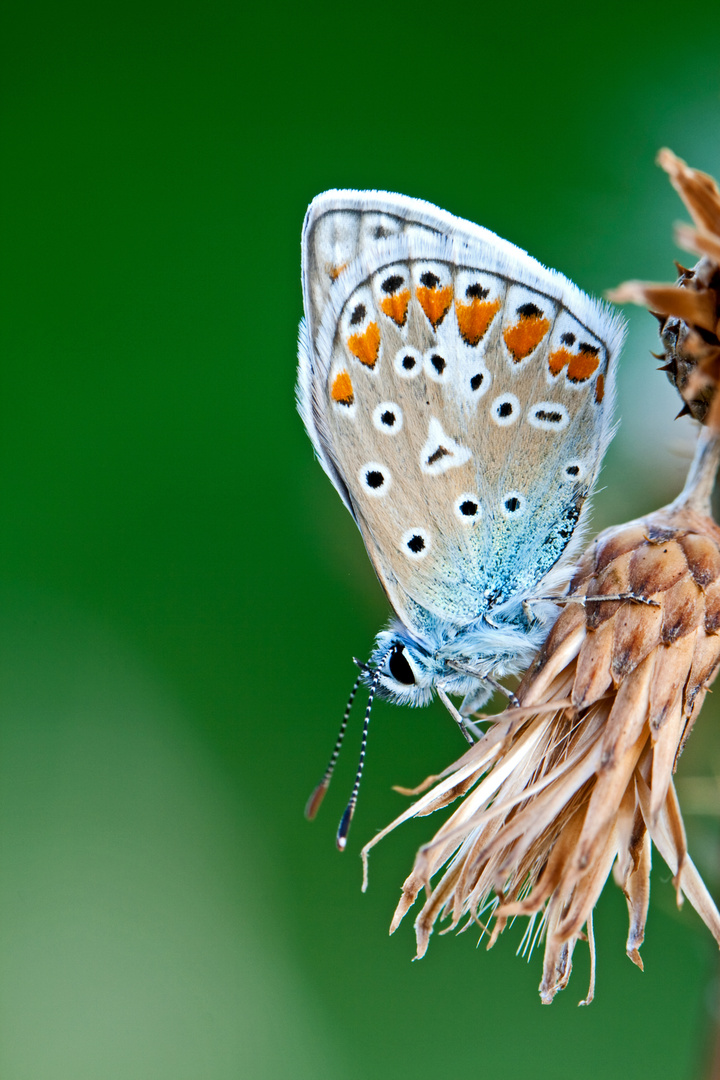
298;190;625;641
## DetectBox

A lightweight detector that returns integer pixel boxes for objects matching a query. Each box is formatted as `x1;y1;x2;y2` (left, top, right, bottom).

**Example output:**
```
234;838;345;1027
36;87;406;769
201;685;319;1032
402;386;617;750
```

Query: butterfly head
365;628;493;707
365;609;555;709
363;631;437;706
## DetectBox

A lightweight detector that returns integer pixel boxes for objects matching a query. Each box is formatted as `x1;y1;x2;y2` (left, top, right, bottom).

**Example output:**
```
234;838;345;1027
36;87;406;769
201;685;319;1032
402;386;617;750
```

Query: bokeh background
3;1;720;1076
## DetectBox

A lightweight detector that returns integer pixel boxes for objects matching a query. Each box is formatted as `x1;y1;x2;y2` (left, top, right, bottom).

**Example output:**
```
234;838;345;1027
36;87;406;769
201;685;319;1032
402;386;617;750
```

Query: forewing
298;191;625;637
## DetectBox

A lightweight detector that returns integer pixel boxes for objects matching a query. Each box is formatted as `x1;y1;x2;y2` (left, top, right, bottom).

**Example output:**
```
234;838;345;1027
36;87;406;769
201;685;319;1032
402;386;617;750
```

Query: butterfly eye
388;645;416;686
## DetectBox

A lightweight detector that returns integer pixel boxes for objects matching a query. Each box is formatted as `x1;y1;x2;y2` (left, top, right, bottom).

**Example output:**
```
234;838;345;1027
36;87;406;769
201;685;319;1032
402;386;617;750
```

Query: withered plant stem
670;426;720;514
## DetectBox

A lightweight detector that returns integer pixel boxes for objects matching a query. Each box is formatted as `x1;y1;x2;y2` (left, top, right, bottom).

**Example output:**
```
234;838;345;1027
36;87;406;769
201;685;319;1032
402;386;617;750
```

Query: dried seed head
608;150;720;427
362;431;720;1005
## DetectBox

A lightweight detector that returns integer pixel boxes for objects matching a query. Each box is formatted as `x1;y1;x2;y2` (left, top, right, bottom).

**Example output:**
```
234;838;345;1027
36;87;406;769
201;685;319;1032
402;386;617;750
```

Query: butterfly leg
573;593;660;607
445;660;521;710
529;593;660;608
436;687;479;743
482;675;521;709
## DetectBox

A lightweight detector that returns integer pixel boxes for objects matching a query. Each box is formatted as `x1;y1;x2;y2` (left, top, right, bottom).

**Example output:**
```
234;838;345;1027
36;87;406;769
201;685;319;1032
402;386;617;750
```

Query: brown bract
608;149;720;427
362;462;720;1004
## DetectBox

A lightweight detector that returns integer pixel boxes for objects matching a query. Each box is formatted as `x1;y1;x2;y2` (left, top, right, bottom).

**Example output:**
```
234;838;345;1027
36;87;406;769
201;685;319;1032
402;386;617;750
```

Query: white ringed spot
401;527;431;560
562;460;585;482
468;367;491;399
424;348;449;382
454;493;482;523
358;461;391;498
394;346;422;379
491;393;520;426
527;401;570;431
501;491;525;518
372;401;403;435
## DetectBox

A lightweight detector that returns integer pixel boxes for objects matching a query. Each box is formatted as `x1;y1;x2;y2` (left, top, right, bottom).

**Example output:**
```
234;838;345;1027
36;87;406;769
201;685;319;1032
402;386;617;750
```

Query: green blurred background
2;1;720;1076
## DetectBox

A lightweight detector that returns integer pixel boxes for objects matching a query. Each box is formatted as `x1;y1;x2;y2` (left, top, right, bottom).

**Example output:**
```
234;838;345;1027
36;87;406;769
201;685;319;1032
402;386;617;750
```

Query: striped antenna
305;672;363;821
336;647;392;851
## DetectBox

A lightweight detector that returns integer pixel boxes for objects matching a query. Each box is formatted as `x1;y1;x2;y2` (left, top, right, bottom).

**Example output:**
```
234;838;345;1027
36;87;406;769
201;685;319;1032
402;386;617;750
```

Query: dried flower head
608;149;720;428
362;431;720;1004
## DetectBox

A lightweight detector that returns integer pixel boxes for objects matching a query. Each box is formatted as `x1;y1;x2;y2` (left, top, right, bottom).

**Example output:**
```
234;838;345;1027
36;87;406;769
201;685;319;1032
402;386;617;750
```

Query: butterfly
298;190;625;845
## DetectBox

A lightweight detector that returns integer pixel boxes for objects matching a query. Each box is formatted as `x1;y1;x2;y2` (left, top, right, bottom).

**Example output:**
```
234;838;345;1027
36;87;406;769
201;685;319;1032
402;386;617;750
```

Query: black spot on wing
382;274;404;294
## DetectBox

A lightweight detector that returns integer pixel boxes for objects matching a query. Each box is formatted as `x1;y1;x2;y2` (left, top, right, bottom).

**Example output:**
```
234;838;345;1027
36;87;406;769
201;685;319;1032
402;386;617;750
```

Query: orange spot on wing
328;263;347;280
548;346;573;376
568;348;601;382
455;298;501;346
347;321;380;367
331;370;354;405
416;284;453;328
503;315;550;361
549;344;601;381
380;289;410;326
595;373;605;403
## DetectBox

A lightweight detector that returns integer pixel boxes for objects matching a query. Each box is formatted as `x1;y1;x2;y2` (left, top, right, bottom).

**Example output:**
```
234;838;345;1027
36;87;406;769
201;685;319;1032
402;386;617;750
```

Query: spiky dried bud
608;150;720;427
362;433;720;1004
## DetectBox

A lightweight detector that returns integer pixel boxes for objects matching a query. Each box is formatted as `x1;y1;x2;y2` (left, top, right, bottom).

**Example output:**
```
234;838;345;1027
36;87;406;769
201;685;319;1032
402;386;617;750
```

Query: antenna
336;646;392;850
306;646;392;850
335;669;380;850
305;673;363;821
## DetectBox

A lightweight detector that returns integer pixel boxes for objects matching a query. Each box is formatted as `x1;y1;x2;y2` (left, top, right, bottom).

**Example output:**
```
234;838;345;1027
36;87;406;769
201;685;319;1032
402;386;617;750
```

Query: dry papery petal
608;150;720;427
659;147;720;238
362;432;720;1004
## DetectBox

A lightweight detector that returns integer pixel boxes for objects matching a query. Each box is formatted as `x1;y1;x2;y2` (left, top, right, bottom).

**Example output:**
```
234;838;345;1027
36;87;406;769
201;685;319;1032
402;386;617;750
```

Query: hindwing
298;191;625;638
